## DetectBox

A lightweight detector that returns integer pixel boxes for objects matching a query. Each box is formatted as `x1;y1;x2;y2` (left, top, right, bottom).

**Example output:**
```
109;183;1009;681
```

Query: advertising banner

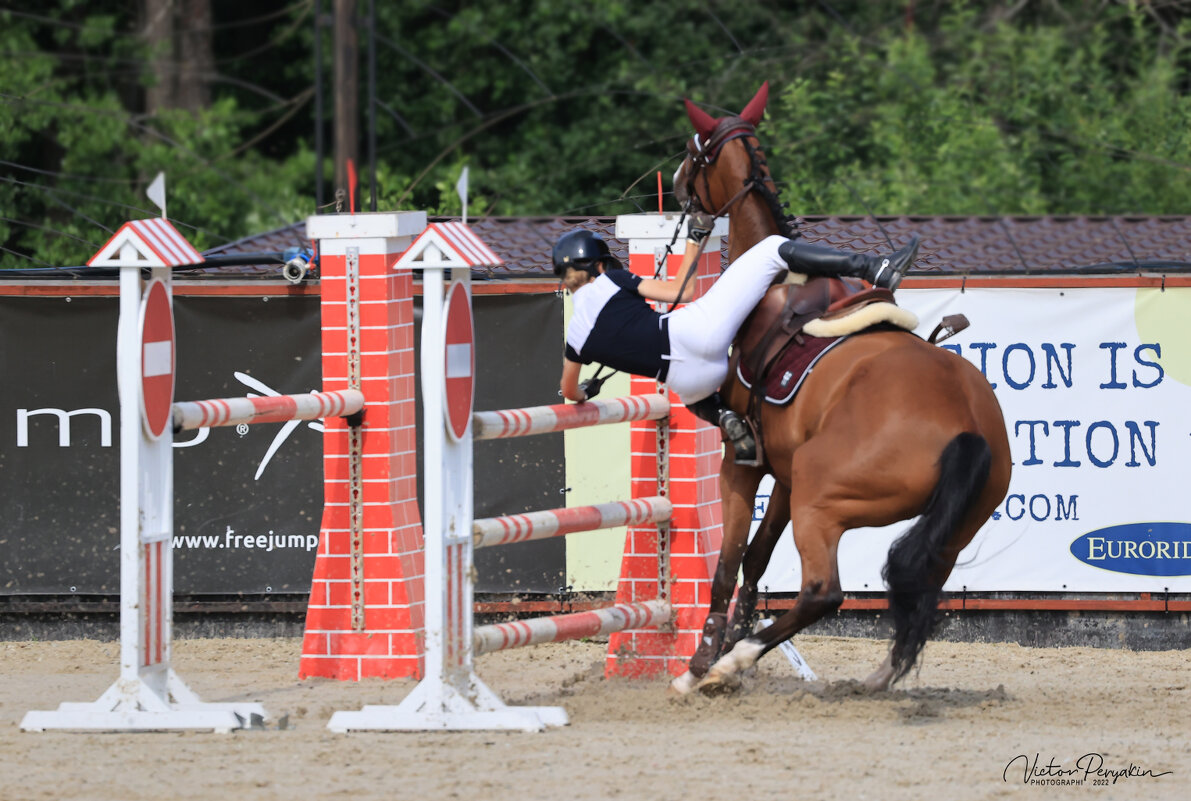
0;294;325;595
0;291;564;596
753;285;1191;593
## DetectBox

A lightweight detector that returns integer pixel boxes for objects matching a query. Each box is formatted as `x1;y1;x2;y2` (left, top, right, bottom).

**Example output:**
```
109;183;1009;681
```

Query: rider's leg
686;392;756;464
680;235;789;348
678;233;917;349
778;235;919;291
664;235;788;466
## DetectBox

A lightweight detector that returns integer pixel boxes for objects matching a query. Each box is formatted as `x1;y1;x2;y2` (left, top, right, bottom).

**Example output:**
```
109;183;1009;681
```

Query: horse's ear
684;98;718;140
739;81;769;127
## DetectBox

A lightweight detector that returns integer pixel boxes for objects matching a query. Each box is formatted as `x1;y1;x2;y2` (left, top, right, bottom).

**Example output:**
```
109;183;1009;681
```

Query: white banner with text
752;285;1191;593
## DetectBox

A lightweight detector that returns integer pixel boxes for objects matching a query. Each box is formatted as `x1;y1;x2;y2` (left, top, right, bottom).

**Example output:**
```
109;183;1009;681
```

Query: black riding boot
686;393;757;465
778;235;919;291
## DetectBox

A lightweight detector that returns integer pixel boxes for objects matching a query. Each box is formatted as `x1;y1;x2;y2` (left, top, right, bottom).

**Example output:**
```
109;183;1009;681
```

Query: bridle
679;115;798;240
677;116;799;462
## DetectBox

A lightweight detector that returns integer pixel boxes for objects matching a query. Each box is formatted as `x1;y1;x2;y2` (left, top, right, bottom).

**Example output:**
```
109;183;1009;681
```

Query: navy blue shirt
564;269;668;380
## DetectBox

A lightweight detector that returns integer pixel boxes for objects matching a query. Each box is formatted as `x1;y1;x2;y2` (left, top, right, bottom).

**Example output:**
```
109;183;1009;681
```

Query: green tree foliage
0;2;315;266
765;2;1191;216
2;1;1190;268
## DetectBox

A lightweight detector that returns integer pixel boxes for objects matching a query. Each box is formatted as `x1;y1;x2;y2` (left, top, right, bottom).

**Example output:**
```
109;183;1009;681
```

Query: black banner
0;289;564;596
418;294;567;594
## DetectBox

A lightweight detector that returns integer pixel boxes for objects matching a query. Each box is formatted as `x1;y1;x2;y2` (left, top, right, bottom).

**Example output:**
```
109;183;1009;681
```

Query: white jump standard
22;217;365;733
326;244;675;732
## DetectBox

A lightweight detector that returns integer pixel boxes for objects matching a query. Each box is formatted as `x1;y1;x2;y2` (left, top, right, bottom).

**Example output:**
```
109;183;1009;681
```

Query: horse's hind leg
723;485;790;650
862;500;994;691
670;462;765;695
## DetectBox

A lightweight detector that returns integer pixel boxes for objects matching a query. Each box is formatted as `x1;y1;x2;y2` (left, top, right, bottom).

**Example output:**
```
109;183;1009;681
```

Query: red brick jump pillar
300;212;429;680
606;214;729;678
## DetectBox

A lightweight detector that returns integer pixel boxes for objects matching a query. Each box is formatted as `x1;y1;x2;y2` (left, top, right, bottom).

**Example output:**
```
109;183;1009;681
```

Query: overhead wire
0;175;234;245
425;6;553;97
0;53;300;108
208;4;312;67
217;86;315;161
1;3;312;34
201;0;313;32
374;33;483;118
0;92;293;224
0;245;59;268
0;214;104;250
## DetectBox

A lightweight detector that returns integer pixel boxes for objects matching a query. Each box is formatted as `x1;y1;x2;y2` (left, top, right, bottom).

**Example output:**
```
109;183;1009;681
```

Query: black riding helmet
552;230;619;277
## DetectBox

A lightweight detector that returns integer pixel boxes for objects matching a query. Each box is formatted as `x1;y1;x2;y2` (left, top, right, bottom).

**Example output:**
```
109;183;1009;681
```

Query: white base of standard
21;670;267;733
327;674;569;733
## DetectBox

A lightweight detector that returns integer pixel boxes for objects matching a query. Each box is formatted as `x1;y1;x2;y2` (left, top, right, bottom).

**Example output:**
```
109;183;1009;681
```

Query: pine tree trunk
142;0;212;114
178;0;213;111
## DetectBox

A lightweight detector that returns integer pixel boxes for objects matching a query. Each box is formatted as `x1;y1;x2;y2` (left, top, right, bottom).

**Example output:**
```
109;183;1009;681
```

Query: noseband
681;116;798;239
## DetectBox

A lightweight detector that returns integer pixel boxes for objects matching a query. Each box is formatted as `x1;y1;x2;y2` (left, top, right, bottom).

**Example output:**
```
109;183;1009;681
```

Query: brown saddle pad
731;276;889;406
736;333;847;405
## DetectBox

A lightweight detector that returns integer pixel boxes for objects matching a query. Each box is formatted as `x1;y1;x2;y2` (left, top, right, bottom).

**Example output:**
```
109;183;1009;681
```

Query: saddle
730;277;919;466
737;277;917;397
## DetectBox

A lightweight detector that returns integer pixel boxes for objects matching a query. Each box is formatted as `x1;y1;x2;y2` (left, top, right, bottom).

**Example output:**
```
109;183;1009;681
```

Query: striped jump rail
172;388;365;431
473;599;672;656
473;496;672;549
472;394;668;441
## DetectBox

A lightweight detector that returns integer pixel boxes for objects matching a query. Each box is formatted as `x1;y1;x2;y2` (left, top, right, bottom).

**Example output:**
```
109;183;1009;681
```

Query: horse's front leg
670;459;764;695
723;484;789;650
697;486;845;695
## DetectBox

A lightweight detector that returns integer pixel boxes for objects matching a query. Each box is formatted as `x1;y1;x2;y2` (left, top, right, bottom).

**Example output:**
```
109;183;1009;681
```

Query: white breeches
664;235;788;404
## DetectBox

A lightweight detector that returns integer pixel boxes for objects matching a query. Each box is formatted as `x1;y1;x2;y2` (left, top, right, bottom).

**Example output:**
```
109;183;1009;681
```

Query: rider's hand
578;376;605;401
687;213;714;244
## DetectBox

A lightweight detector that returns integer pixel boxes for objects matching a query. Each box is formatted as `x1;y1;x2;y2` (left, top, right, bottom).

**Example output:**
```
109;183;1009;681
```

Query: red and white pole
472;394;668;440
173;388;364;430
474;600;671;655
473;496;672;548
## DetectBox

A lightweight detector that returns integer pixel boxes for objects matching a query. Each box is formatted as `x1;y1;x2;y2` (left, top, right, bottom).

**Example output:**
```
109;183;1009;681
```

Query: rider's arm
635;239;702;304
560;358;586;402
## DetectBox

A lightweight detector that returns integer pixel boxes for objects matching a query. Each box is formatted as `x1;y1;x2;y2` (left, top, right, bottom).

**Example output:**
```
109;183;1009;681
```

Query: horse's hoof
695;670;742;697
669;671;699;696
862;675;892;693
861;670;893;693
862;660;895;692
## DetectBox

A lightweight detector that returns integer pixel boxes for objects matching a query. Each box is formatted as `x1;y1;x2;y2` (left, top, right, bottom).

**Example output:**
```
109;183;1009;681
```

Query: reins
679;117;802;465
682;116;798;242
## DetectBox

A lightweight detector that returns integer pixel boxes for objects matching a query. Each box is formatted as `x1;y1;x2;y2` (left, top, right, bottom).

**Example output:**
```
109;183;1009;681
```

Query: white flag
146;172;167;219
455;166;469;224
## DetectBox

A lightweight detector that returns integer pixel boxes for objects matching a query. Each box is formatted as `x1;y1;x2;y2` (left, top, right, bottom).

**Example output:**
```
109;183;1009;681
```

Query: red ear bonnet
739;81;769;127
685;81;769;139
683;98;718;141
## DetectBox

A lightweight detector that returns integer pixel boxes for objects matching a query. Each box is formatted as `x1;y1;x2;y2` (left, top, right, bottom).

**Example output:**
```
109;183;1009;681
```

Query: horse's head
673;82;791;255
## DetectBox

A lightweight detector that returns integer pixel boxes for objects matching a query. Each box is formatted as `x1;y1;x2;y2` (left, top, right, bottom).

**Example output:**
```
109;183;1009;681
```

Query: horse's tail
882;432;992;685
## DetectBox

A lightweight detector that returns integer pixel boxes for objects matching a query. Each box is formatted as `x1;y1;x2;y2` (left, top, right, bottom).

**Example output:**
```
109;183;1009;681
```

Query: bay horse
669;83;1012;695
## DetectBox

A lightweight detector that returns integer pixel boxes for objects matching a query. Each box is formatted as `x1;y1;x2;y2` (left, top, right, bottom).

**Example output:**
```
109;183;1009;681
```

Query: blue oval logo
1070;523;1191;576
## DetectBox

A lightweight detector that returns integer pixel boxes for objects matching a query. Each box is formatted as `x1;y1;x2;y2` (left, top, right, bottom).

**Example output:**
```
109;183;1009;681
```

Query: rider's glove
578;376;605;401
687;213;714;244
